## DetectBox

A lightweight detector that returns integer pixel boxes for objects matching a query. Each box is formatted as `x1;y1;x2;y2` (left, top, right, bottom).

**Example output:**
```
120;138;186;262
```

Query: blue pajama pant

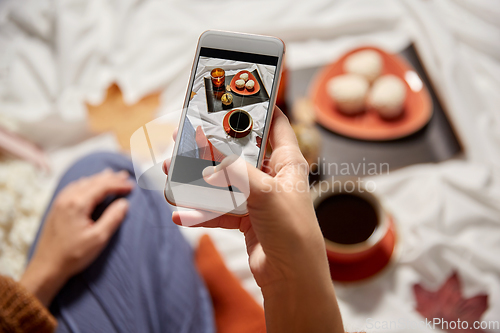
28;152;215;333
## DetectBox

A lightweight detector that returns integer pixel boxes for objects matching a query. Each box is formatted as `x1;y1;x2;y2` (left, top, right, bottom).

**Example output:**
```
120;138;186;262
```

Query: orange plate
230;70;261;96
310;46;432;141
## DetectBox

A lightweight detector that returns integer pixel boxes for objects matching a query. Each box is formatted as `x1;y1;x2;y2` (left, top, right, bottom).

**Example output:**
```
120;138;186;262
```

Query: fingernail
172;212;181;225
117;170;129;178
116;198;129;209
202;166;216;178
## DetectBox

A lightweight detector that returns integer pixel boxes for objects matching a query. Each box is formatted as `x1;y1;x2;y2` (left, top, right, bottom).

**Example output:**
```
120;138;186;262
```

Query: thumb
93;198;129;240
202;155;271;199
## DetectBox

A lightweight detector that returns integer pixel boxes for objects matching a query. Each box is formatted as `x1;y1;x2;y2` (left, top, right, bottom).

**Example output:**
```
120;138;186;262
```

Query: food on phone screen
245;80;255;90
240;72;249;82
235;79;245;89
221;93;234;106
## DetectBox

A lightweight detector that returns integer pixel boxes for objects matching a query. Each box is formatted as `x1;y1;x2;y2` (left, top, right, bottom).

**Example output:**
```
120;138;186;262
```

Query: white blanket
1;0;499;330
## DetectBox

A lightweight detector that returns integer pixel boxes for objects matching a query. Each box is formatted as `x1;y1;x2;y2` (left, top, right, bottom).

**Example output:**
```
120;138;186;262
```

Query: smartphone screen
170;47;279;189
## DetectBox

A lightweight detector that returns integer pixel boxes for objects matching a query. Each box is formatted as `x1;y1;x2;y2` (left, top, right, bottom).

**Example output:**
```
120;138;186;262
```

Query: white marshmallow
235;79;245;89
245;80;255;90
344;50;383;83
327;74;369;115
240;73;249;82
368;75;407;119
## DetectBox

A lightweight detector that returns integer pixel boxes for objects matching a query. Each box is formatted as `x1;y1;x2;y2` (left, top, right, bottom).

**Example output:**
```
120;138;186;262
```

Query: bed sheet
0;0;499;329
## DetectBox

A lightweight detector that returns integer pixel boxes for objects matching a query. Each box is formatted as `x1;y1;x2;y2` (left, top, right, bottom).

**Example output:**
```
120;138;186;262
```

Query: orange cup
210;68;225;91
223;109;253;138
312;179;396;282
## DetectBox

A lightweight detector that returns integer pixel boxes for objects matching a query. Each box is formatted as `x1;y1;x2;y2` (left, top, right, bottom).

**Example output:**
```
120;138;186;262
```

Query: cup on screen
224;109;253;139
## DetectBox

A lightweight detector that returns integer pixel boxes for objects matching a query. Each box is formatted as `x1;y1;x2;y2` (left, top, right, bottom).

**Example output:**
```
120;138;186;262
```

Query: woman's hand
20;169;134;306
164;107;344;333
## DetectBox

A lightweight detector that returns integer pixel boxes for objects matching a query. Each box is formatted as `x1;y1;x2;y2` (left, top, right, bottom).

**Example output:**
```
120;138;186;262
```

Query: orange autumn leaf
87;83;160;150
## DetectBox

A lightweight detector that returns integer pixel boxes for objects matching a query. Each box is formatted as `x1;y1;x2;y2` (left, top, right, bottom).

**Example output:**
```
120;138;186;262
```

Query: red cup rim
328;215;398;282
223;109;253;138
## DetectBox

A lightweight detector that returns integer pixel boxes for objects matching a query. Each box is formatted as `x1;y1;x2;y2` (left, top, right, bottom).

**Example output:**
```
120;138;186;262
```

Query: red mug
311;179;396;282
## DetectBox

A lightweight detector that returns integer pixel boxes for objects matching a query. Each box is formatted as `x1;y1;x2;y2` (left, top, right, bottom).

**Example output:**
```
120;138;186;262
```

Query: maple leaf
413;272;488;332
86;83;161;150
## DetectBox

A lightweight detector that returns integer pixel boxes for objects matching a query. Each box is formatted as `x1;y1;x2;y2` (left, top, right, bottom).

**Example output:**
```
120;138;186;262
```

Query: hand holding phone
164;32;344;332
163;107;345;333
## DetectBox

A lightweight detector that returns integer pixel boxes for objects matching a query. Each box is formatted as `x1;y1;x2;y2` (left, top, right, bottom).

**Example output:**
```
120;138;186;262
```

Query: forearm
20;258;68;307
262;277;343;333
261;245;344;333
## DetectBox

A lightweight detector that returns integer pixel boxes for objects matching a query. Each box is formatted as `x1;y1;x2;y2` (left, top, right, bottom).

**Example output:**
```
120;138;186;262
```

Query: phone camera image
170;46;278;189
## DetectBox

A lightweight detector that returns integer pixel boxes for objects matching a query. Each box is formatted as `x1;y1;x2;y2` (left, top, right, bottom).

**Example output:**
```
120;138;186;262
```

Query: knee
62;152;134;181
77;152;130;168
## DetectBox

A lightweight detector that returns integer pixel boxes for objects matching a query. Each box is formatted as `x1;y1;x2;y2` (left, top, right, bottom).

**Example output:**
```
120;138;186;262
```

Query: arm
260;237;343;333
20;169;133;307
262;276;342;333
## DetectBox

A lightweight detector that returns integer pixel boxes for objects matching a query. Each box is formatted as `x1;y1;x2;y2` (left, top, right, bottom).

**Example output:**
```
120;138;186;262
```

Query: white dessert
245;79;255;90
327;74;369;115
367;74;407;119
343;50;383;83
235;79;245;89
240;73;249;82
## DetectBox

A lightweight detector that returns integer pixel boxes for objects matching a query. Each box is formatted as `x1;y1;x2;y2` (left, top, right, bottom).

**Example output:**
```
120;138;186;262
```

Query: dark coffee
315;193;378;245
229;111;250;131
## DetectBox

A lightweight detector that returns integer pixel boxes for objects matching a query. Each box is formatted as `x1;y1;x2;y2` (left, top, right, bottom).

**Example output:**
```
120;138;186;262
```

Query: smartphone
164;30;285;216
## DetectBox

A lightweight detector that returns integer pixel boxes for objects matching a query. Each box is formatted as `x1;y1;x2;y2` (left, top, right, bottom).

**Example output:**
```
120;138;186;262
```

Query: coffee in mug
311;179;396;282
224;109;253;138
316;193;378;245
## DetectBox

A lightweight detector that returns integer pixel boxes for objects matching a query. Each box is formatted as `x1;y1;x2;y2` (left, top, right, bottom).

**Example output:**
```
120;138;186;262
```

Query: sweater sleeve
0;275;57;333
